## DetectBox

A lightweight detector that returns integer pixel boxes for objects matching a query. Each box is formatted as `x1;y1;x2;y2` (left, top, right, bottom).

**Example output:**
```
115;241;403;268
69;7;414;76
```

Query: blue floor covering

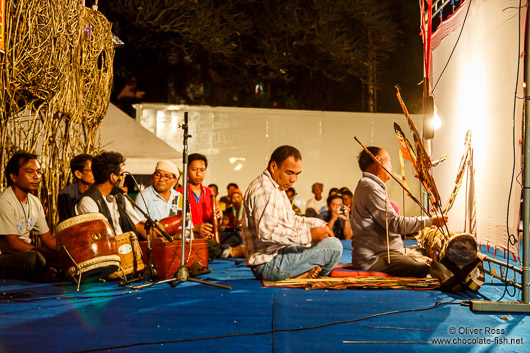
1;240;529;353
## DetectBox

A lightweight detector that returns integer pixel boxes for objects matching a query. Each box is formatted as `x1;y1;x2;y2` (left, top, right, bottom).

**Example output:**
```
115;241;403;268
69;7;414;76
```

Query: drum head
446;233;477;267
56;213;109;233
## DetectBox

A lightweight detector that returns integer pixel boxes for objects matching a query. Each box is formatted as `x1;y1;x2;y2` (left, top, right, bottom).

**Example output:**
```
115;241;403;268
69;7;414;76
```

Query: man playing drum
75;151;146;238
0;151;59;282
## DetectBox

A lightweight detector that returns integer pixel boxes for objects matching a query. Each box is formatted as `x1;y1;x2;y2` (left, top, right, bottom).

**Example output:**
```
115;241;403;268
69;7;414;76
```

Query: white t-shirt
0;187;49;251
306;197;326;214
76;195;142;235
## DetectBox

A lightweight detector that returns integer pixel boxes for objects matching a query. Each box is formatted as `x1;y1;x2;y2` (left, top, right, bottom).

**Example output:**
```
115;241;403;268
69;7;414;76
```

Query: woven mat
262;264;439;290
262;276;440;290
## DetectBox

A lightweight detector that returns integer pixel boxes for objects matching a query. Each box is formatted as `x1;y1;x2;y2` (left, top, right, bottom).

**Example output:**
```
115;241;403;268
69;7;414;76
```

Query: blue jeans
252;237;343;281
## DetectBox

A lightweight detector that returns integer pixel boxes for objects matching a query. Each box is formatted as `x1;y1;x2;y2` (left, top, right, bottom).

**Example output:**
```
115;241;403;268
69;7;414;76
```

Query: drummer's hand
431;214;448;227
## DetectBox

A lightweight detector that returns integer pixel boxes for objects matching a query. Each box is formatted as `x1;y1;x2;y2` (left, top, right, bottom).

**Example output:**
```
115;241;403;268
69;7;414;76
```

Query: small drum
56;213;120;281
441;233;478;268
159;215;183;238
107;231;145;280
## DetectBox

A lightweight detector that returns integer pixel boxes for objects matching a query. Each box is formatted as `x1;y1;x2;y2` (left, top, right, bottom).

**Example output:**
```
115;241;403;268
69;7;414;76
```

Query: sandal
188;262;211;276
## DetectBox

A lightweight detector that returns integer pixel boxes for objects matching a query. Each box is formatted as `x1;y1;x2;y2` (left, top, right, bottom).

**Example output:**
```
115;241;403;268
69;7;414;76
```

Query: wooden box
139;238;208;279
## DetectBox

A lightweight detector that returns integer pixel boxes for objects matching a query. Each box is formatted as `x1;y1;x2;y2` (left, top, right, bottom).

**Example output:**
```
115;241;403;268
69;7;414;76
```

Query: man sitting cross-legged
242;145;343;281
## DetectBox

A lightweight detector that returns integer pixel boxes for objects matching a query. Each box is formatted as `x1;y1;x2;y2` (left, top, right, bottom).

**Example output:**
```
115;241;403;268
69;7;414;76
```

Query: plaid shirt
242;170;326;266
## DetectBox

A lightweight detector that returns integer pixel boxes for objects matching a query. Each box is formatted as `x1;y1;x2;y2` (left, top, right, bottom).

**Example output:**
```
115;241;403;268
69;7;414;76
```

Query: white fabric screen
431;0;526;255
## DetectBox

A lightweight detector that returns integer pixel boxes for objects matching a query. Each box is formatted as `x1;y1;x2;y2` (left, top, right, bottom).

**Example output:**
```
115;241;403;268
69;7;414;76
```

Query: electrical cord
432;0;472;93
70;301;466;352
499;0;524;302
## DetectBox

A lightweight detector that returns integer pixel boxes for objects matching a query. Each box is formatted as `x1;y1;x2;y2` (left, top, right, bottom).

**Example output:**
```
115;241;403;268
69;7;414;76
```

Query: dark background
96;1;425;114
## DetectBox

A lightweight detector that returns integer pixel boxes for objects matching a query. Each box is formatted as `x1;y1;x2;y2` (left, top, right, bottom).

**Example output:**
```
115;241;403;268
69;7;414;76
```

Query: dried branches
0;0;114;228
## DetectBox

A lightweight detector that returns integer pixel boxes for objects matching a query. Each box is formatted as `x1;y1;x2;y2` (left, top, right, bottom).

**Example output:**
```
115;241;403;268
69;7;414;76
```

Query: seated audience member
225;188;244;228
57;154;94;223
351;146;447;278
219;182;238;210
306;182;326;214
342;189;354;210
304;207;318;217
242;145;343;281
317;194;352;240
136;160;184;225
76;151;146;238
208;184;219;197
328;187;340;197
286;187;302;216
177;154;242;258
339;186;351;195
0;151;58;282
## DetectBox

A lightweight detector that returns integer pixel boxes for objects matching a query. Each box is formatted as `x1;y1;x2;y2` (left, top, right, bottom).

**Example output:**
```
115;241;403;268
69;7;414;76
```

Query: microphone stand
127;112;231;291
118;191;173;286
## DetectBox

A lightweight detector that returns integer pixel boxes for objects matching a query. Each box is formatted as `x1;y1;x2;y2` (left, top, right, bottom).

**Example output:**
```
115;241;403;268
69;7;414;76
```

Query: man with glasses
76;151;146;238
136;161;183;223
0;151;59;282
57;154;94;222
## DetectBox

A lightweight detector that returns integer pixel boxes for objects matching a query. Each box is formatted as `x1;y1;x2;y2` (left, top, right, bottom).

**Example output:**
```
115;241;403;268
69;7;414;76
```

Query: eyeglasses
82;169;92;173
153;172;174;180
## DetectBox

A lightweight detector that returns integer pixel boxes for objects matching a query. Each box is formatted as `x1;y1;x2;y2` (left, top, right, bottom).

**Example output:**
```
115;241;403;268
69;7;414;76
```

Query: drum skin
56;213;120;280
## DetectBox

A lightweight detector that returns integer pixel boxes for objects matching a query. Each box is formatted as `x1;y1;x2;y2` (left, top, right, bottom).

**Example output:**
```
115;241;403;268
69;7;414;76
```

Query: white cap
155;160;179;177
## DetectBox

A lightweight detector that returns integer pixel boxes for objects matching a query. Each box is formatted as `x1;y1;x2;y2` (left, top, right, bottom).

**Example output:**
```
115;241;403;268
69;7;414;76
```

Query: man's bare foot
293;266;321;279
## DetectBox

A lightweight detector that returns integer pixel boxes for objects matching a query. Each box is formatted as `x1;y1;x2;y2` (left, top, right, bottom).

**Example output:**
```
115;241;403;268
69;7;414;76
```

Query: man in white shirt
76;151;145;238
0;151;58;281
242;145;343;281
305;182;326;215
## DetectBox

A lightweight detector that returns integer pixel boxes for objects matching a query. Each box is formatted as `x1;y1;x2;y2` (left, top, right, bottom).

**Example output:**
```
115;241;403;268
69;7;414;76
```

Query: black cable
1;286;138;303
70;301;465;353
432;0;472;93
498;0;523;302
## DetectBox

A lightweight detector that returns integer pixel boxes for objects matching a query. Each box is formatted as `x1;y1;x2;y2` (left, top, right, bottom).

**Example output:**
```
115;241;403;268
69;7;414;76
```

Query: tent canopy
100;103;181;174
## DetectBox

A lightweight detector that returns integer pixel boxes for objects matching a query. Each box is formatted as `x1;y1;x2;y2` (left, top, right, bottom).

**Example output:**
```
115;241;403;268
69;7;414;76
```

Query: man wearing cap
225;188;243;229
136;161;183;223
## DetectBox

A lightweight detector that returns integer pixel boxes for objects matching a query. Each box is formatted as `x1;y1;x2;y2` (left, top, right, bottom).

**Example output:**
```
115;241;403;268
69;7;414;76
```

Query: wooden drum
158;215;183;238
56;213;120;281
107;231;145;280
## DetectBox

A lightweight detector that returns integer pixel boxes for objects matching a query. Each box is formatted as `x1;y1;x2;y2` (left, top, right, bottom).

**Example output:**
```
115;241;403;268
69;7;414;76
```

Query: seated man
177;153;242;258
305;182;326;214
219;183;238;210
225;188;244;229
317;194;353;240
0;151;58;282
57;154;94;223
136;161;182;221
242;145;343;281
135;160;188;238
76;151;146;238
351;146;447;277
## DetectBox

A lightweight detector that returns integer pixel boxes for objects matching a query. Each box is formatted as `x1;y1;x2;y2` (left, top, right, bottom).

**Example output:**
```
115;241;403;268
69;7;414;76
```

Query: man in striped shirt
242;145;343;281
